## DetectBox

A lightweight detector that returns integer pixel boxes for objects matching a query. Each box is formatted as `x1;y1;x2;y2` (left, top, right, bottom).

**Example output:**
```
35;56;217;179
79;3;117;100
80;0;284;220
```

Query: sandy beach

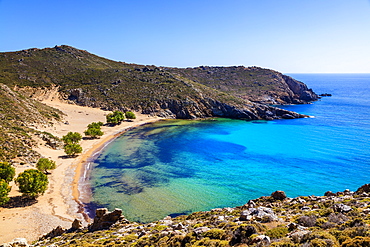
0;95;162;244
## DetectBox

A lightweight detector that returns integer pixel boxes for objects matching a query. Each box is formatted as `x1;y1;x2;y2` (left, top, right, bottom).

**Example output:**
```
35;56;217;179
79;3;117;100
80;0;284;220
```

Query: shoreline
0;96;163;244
72;120;163;222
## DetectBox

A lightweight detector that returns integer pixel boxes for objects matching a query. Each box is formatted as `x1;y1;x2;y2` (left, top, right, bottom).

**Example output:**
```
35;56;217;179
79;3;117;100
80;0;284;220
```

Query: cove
84;74;370;223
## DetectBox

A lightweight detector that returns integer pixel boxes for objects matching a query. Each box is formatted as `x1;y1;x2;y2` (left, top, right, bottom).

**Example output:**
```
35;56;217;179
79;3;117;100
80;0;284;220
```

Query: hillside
0;83;62;162
167;66;318;105
32;184;370;247
0;45;317;120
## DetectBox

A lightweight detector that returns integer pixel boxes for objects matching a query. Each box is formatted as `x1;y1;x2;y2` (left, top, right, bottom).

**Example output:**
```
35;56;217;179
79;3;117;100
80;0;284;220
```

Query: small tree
106;111;125;125
15;169;48;199
0;162;15;183
125;111;136;120
0;179;11;206
84;127;104;139
62;132;82;145
64;143;83;157
36;158;56;174
87;122;104;129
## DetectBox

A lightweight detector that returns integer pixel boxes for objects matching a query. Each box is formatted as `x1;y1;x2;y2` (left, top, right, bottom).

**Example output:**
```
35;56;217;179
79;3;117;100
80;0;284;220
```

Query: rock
173;223;184;230
271;190;287;200
230;225;257;245
289;230;311;243
251;235;271;246
356;184;370;194
0;238;29;247
324;191;336;196
193;227;210;235
240;207;278;222
44;226;66;238
333;203;352;213
71;219;83;231
88;208;126;231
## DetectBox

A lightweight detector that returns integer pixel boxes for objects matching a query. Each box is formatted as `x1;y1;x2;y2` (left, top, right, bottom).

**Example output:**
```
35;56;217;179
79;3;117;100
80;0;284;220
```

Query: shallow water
85;74;370;222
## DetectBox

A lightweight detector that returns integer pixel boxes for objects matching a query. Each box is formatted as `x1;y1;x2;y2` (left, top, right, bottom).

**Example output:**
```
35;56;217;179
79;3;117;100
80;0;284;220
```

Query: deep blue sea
83;74;370;222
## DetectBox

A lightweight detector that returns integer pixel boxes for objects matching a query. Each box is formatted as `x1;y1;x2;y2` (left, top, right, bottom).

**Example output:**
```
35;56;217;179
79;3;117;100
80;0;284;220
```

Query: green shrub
125;111;136;120
0;179;11;206
0;162;15;182
84;127;103;139
271;239;298;247
203;229;226;240
36;158;56;174
342;236;370;247
15;169;48;198
106;111;125;125
266;227;289;239
62;132;82;145
64;143;83;157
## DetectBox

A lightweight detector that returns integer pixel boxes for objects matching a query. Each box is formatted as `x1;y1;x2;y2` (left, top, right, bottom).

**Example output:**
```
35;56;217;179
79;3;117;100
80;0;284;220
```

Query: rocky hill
0;83;62;162
30;184;370;247
0;45;318;162
167;66;318;105
0;45;317;120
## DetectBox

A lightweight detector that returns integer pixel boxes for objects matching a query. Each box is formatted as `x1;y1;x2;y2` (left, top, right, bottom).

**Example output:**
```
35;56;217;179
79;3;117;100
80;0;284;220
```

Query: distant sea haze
83;74;370;223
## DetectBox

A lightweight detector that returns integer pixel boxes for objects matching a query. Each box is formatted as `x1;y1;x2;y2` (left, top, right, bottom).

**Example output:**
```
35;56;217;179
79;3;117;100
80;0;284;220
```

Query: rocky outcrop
142;97;307;120
88;208;127;231
0;238;29;247
34;184;370;247
281;75;319;103
271;190;287;200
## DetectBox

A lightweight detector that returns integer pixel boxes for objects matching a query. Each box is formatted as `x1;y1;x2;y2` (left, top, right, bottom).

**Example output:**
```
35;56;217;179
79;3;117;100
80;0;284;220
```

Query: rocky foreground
6;184;369;247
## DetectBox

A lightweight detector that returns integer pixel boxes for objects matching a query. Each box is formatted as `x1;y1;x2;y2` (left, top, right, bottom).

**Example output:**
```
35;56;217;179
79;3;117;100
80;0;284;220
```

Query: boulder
43;225;65;238
193;227;210;235
240;207;278;222
71;219;83;231
333;203;352;213
356;184;370;194
271;190;287;200
251;235;271;246
88;208;126;231
0;238;29;247
324;191;336;197
230;225;257;245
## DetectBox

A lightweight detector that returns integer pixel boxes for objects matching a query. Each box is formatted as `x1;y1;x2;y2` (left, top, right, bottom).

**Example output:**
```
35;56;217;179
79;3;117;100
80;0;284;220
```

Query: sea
81;73;370;223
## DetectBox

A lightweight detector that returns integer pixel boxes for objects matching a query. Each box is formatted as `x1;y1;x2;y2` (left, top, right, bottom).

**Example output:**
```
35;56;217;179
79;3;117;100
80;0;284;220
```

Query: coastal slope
33;185;370;247
0;45;317;121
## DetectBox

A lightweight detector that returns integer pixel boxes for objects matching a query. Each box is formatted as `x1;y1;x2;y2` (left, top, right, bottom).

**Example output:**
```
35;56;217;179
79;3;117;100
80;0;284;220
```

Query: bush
64;143;83;157
203;229;226;240
125;111;136;120
0;162;15;183
0;179;11;206
84;127;103;139
62;132;82;145
342;236;370;247
266;226;289;239
87;122;104;129
106;111;125;125
36;158;56;174
15;169;48;198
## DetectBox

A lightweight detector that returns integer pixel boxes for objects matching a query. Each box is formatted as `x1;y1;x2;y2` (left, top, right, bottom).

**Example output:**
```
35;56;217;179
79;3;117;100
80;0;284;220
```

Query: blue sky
1;0;370;73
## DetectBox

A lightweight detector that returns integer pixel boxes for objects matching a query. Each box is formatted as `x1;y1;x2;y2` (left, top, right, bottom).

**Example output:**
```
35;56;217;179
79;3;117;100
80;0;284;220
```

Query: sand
0;95;162;244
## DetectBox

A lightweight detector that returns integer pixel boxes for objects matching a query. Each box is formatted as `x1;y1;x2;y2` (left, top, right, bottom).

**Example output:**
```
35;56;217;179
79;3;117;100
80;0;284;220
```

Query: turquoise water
85;74;370;222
